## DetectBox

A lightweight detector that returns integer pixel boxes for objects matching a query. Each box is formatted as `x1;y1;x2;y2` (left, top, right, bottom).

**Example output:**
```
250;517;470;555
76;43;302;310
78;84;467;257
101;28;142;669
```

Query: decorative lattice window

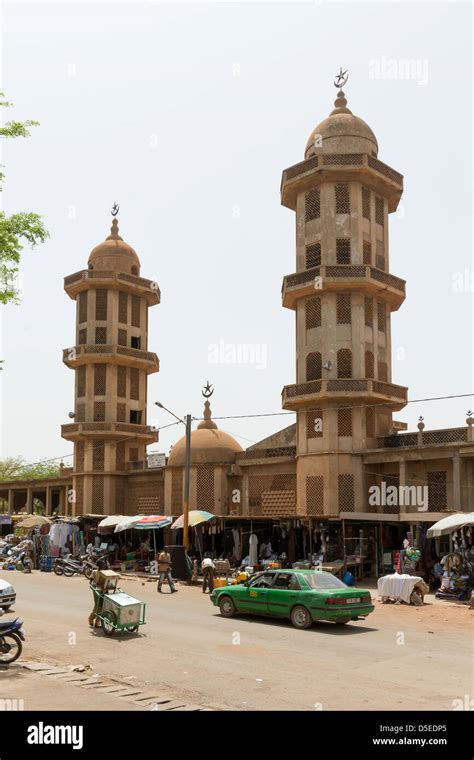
117;366;127;398
427;471;448;511
93;401;105;422
118;292;128;324
337;349;352;378
118;329;127;346
77;366;86;397
306;475;324;516
336;293;351;324
307;409;323;439
376;239;385;270
365;350;374;378
378;360;388;381
336;238;351;264
305;298;321;330
362;187;371;220
366;407;375;438
197;464;215;509
306;351;322;381
171;468;183;511
375;197;384;225
377;301;386;333
95;289;108;321
117;403;126;422
94;364;107;396
91;475;104;512
129;447;138;462
338;407;352;437
305;188;320;222
75;442;84;472
78;328;87;345
92;441;104;471
76;403;85;423
131;296;141;327
78;291;88;323
74;477;84;512
95;327;107;345
365;297;373;327
363;240;372;265
305;242;321;269
335;183;350;214
249;474;296;517
338;473;355;512
130;368;140;400
115;442;125;471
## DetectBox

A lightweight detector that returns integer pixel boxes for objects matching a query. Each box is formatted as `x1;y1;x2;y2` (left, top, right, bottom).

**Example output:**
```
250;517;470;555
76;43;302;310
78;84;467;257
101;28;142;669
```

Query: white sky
0;0;472;466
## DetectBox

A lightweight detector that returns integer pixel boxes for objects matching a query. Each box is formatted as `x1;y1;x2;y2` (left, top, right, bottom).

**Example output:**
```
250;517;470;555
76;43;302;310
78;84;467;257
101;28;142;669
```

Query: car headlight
0;586;14;596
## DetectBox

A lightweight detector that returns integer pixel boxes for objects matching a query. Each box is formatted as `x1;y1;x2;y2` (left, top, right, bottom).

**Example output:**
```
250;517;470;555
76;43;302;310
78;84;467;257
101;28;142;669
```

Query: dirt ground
1;571;472;711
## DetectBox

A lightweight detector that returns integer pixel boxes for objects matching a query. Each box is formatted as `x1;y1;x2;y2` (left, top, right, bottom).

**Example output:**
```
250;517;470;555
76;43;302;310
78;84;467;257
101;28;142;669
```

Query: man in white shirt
202;553;215;594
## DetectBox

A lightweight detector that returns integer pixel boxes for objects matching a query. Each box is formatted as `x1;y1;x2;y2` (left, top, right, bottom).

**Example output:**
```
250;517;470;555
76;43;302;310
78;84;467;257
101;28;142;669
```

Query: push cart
89;571;146;636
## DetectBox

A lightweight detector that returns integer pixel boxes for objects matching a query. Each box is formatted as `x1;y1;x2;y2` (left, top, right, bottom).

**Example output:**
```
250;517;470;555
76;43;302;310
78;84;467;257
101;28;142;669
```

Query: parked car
0;578;16;610
210;569;374;629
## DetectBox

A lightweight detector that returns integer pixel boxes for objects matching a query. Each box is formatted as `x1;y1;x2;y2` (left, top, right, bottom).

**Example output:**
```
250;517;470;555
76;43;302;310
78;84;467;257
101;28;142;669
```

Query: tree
0;456;60;481
0;93;49;306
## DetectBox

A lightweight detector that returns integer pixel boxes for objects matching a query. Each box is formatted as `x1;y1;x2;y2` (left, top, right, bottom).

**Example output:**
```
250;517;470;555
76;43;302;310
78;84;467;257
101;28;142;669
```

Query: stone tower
281;84;408;517
61;215;160;516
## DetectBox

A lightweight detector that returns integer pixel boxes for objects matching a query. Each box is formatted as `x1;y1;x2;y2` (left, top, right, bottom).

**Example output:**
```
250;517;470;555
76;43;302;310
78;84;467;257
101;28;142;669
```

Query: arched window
365;350;374;378
337;349;352;378
306;352;322;381
131;265;138;275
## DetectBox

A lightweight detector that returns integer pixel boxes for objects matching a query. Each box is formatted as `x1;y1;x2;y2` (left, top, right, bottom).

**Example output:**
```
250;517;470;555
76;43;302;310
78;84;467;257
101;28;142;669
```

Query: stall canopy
427;512;474;538
98;515;128;530
16;515;51;529
131;516;172;530
171;510;214;530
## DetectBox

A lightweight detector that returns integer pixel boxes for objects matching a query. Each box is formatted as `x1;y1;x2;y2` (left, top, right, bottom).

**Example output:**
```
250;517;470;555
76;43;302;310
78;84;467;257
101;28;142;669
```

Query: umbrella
132;516;172;530
98;515;128;529
113;515;143;533
427;512;474;538
171;510;214;530
16;515;51;529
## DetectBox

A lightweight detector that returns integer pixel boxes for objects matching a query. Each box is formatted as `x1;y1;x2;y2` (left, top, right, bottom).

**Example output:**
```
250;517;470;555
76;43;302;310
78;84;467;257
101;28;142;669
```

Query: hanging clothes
232;528;241;561
249;533;258;566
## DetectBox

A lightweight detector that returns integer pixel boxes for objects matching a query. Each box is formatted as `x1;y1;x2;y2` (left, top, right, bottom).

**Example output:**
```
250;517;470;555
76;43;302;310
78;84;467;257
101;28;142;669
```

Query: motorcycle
53;555;85;577
0;610;25;664
16;551;32;574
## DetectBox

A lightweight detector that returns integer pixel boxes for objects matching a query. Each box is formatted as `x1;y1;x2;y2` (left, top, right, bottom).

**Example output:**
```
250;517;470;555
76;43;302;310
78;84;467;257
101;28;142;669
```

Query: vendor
259;539;273;560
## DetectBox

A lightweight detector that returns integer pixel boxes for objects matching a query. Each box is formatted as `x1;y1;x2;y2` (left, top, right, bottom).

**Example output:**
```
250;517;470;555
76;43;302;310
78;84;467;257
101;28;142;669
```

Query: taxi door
267;573;302;617
239;572;274;615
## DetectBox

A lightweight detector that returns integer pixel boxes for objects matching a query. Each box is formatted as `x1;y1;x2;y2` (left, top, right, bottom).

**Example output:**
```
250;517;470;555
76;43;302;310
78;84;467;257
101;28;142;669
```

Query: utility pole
183;413;192;549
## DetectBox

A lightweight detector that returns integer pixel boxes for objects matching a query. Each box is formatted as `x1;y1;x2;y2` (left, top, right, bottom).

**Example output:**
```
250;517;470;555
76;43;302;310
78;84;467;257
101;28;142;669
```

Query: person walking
201;553;215;594
157;549;177;593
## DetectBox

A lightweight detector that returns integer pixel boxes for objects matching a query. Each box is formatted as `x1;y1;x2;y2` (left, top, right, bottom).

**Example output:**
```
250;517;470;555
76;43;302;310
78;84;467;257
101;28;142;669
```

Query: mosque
1;82;473;567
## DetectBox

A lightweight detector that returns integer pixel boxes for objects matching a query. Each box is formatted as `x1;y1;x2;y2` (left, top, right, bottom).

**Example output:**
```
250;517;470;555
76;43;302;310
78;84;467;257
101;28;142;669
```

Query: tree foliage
0;456;60;481
0;92;49;306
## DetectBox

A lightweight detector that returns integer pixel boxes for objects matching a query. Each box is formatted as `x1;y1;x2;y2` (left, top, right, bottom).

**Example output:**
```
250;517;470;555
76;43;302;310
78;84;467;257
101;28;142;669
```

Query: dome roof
88;218;141;275
305;91;378;159
167;392;243;466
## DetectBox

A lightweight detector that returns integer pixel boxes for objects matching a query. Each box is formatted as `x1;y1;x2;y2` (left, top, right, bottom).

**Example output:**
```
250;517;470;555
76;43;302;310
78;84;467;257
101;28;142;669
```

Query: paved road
1;571;472;710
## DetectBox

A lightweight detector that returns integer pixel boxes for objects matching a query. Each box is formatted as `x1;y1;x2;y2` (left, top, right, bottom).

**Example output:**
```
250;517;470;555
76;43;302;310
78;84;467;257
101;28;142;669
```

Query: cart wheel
101;611;117;636
125;625;139;633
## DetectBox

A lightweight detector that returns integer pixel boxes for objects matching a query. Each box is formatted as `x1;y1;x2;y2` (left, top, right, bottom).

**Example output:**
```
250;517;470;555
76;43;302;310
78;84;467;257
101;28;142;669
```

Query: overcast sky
0;0;472;466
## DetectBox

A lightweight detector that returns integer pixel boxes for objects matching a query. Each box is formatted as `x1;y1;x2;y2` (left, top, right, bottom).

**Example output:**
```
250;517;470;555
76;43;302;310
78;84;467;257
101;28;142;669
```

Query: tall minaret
61;210;160;516
281;74;408;517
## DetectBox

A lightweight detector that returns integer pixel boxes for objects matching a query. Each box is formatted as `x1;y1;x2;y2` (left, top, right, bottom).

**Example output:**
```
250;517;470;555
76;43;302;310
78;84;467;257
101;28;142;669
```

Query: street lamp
155;402;192;549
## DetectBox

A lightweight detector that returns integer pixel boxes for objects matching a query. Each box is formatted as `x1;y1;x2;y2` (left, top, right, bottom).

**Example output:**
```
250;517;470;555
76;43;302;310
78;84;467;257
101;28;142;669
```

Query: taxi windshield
304;572;347;590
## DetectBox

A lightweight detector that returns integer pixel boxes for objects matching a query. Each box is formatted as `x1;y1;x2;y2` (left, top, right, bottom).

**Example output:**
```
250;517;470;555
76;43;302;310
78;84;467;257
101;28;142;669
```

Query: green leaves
0;456;61;481
0;93;48;307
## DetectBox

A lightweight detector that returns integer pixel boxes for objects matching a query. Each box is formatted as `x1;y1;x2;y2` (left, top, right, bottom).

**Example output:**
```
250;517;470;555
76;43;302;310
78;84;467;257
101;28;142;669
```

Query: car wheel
291;605;312;630
101;611;117;636
1;605;11;611
218;595;236;618
335;618;351;625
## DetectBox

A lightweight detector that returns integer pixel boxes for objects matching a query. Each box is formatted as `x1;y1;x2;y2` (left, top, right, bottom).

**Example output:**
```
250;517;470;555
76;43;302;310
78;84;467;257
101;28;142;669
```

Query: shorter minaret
62;209;160;515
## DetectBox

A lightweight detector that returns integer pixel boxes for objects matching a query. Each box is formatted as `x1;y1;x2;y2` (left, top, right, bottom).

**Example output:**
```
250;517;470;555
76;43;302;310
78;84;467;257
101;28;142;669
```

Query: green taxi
210;569;374;629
